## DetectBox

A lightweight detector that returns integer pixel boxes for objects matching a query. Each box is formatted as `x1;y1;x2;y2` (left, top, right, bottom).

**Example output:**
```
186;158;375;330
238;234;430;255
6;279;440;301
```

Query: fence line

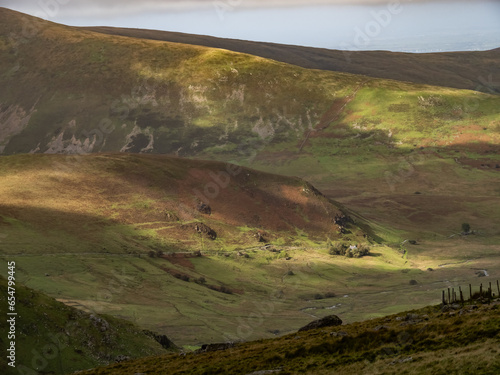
442;280;499;305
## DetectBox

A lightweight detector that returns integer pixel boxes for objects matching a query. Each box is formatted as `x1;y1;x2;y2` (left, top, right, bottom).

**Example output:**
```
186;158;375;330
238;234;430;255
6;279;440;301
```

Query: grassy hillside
0;275;174;375
84;26;500;94
1;7;499;161
0;153;498;349
0;153;384;346
0;6;499;358
79;300;500;375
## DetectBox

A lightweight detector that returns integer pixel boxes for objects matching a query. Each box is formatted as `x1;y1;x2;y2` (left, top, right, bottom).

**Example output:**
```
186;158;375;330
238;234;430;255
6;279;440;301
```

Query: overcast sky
3;0;500;52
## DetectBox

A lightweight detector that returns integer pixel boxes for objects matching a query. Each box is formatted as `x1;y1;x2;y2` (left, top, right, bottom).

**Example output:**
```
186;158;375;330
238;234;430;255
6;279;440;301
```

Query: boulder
193;223;217;240
298;315;342;332
195;342;234;353
197;203;211;215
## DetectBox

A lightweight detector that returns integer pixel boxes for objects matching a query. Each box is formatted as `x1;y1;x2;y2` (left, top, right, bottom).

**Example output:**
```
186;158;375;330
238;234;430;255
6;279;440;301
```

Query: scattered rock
192;223;217;240
405;313;420;321
390;356;413;365
90;315;110;332
164;211;179;221
255;231;267;243
330;330;348;337
302;182;324;197
441;304;461;313
114;355;130;363
475;270;488;277
298;315;343;332
427;268;434;271
196;203;211;215
246;368;283;375
373;325;390;331
333;213;353;231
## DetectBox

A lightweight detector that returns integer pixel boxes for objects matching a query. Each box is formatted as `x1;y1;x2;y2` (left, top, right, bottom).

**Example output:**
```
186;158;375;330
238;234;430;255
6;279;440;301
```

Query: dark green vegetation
0;275;174;375
80;301;500;375
84;26;500;94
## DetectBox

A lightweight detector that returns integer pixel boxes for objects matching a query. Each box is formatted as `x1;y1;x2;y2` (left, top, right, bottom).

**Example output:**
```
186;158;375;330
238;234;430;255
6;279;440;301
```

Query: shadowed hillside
0;275;175;375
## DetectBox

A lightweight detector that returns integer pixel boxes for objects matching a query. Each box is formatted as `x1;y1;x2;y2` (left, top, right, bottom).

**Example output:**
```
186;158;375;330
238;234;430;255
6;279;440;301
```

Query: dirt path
298;81;369;152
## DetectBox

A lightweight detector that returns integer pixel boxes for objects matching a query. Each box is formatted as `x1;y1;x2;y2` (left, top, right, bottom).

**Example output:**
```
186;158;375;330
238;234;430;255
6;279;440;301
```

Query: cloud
2;0;474;18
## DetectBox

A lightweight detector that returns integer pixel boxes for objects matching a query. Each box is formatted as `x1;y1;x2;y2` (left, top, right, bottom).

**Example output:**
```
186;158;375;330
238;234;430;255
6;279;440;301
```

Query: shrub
329;242;348;256
331;243;370;258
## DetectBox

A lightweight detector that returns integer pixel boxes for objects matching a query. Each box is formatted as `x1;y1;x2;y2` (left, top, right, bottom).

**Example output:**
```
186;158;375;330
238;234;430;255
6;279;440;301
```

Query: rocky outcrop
298;315;342;332
197;203;211;215
143;330;176;350
195;342;235;354
192;222;217;240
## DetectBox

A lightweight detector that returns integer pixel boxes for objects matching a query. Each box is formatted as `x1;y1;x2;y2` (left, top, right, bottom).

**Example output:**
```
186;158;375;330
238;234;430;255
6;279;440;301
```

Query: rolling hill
0;153;378;346
1;6;500;367
84;26;500;94
1;8;499;251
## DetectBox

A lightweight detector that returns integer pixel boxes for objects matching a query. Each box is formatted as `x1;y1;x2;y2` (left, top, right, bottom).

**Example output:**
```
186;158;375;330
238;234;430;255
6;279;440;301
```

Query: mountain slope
84;26;500;94
0;275;174;375
1;7;499;160
79;300;500;375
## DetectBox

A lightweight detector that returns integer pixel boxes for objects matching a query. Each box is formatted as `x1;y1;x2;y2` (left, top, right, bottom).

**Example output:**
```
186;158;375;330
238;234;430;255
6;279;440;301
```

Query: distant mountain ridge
83;26;500;94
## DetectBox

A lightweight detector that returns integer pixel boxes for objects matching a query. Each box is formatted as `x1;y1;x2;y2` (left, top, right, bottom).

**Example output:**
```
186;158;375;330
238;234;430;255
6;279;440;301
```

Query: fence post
448;288;451;304
469;284;472;301
459;286;464;304
497;280;500;298
442;290;446;306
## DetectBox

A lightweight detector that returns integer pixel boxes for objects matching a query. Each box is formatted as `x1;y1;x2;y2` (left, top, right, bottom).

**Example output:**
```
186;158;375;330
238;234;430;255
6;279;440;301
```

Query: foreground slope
84;26;500;94
0;276;174;375
81;300;500;375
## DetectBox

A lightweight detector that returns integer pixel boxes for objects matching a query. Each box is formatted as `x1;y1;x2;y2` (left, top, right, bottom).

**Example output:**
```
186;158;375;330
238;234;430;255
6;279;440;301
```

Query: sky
3;0;500;52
